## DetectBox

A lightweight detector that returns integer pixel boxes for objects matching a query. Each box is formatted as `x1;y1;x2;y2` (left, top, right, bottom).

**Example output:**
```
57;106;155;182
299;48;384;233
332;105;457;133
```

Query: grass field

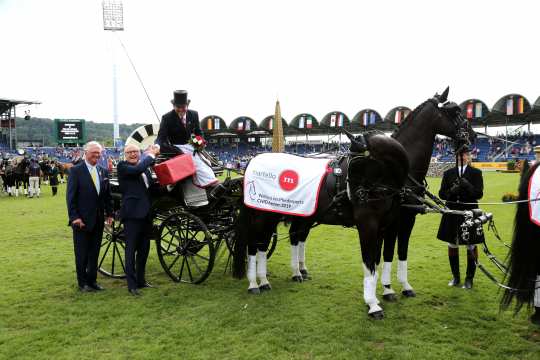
0;172;539;359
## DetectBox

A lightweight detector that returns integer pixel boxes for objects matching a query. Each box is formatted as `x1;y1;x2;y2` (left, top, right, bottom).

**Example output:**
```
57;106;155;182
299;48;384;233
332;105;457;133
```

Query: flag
330;114;336;127
363;112;368;126
337;114;343;127
269;117;273;130
299;116;305;129
394;110;401;124
207;118;213;130
506;98;514;115
518;97;524;114
369;112;376;125
245;119;251;130
466;103;473;119
214;118;220;130
306;118;312;129
475;102;483;118
238;121;244;130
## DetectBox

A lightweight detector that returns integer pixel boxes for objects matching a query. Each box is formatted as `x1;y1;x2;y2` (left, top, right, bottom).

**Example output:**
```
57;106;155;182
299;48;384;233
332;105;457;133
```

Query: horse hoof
247;287;260;295
368;311;384;320
259;284;272;292
300;270;311;280
383;293;398;302
402;289;416;297
292;275;303;282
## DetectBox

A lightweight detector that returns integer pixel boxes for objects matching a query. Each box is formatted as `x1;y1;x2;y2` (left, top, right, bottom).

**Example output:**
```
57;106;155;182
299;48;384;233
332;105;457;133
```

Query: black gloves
459;178;474;192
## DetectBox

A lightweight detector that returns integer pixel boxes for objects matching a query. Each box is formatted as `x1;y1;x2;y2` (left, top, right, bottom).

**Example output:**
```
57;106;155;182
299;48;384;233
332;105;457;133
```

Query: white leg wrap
535;275;540;308
256;251;269;286
37;187;40;196
381;262;392;286
298;241;307;271
15;188;19;197
363;263;381;313
397;260;413;291
247;255;258;289
290;245;301;277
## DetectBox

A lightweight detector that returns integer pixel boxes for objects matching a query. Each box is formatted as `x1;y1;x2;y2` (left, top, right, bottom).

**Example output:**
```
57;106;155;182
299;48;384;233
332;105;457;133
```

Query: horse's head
429;87;476;151
343;129;368;154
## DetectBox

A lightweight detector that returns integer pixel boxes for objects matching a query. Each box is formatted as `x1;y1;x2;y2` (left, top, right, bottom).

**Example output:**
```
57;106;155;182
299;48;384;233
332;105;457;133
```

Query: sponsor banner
471;162;507;170
244;153;331;216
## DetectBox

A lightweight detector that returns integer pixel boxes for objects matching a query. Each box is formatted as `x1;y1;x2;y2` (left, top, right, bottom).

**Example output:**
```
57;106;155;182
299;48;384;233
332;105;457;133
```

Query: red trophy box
153;154;195;185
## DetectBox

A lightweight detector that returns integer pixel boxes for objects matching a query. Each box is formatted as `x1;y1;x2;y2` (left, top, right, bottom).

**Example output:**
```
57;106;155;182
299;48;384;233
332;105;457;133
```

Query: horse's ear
342;129;356;143
440;86;449;103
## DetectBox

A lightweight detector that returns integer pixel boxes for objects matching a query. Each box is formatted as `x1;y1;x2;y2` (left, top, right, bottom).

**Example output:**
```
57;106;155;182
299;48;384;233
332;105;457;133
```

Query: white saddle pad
528;166;540;226
244;153;331;216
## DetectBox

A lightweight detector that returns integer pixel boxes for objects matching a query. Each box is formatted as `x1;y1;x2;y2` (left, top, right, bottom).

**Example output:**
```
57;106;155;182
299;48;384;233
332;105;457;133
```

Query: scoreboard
54;119;86;144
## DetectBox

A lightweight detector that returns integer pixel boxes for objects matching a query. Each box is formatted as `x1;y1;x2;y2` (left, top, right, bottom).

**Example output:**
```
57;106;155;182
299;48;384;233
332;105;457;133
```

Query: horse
500;162;540;325
10;156;30;197
378;88;476;301
232;89;474;319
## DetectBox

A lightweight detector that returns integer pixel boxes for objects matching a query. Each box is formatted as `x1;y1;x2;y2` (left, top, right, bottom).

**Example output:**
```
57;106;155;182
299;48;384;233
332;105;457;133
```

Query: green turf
0;172;539;359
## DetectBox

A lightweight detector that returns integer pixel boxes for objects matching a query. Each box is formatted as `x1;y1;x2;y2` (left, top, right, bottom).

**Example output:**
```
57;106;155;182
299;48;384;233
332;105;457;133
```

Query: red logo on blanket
279;170;299;191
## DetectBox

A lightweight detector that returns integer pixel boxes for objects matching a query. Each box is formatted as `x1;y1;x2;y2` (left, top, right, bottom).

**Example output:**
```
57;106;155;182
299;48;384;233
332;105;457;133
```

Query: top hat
171;90;189;106
457;144;471;154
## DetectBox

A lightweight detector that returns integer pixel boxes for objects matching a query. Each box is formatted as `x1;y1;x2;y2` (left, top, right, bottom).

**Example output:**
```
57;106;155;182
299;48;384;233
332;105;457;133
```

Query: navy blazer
156;109;202;147
117;155;155;220
66;162;112;231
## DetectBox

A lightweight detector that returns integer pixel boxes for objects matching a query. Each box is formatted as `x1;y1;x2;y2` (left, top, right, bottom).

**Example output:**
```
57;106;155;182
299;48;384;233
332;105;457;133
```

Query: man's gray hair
84;141;103;151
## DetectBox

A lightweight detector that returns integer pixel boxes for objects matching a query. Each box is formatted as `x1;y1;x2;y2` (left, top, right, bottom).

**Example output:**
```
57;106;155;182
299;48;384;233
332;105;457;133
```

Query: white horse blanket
243;153;332;216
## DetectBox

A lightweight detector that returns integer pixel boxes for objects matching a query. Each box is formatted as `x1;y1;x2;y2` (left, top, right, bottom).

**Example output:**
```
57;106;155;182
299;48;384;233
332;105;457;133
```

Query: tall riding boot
448;247;460;286
463;247;478;289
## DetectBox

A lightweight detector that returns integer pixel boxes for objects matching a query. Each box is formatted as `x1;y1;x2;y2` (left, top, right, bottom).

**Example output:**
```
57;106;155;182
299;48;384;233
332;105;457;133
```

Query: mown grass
0;172;539;359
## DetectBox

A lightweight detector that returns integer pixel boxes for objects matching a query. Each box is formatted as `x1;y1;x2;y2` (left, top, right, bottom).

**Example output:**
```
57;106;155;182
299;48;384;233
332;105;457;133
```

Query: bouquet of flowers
190;135;206;151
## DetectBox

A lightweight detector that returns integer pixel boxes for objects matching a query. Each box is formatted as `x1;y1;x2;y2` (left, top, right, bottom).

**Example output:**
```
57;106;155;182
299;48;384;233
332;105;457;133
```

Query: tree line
14;117;146;147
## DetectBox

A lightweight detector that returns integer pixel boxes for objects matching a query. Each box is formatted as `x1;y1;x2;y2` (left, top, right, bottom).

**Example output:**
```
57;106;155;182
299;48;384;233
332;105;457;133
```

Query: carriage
97;125;276;284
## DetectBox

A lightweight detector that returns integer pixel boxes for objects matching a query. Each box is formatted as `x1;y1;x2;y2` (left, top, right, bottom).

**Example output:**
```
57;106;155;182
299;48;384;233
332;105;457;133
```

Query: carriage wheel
156;211;215;284
98;219;126;279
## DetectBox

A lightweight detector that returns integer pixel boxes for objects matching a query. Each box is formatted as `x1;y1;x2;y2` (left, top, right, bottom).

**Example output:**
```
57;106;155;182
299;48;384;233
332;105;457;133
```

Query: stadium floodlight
103;1;124;31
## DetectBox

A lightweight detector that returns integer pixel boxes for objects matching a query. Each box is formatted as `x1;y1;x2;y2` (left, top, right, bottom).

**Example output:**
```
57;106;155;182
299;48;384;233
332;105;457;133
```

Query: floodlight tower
102;1;124;147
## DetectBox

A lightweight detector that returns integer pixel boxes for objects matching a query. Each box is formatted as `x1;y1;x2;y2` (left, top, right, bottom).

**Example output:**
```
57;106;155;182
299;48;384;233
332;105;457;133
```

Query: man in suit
66;141;113;292
156;90;219;189
117;144;160;296
437;146;484;289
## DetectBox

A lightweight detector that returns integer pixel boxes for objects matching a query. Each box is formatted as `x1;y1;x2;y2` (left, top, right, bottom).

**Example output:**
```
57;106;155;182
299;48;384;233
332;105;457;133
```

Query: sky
1;0;539;129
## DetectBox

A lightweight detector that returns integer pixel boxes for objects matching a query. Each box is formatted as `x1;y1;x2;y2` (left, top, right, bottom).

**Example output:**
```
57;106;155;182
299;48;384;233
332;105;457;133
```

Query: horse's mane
501;162;540;313
391;100;434;139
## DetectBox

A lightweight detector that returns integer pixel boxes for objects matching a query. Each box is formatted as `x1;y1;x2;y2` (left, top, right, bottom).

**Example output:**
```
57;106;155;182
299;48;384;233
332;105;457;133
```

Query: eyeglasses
125;150;139;154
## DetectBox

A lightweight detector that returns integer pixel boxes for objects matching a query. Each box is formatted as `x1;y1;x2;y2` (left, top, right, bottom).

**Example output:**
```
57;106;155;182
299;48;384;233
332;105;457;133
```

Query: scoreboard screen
55;119;86;143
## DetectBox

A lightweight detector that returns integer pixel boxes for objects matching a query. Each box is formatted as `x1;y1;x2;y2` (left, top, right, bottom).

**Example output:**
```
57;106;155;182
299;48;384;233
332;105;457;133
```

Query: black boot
448;247;460;287
463;247;477;290
531;307;540;326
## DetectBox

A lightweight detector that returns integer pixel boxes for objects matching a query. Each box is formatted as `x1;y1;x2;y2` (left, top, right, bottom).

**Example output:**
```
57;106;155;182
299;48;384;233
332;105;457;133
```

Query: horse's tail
501;162;540;312
232;204;249;279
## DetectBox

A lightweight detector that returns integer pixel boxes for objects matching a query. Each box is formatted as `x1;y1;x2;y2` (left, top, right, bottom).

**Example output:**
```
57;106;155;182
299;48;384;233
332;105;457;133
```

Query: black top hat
457;144;471;154
171;90;189;106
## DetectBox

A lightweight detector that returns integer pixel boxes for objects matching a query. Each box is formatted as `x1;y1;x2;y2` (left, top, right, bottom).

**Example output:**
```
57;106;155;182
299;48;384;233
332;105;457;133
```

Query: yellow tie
90;167;98;190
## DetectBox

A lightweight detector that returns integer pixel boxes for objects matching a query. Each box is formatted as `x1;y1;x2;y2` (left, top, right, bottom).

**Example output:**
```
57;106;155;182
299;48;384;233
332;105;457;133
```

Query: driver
156;90;219;190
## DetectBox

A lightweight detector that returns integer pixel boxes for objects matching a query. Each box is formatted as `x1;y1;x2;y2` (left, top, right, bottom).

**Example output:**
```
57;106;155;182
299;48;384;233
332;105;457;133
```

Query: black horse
10;156;30;197
379;88;476;300
233;89;473;319
501;162;540;325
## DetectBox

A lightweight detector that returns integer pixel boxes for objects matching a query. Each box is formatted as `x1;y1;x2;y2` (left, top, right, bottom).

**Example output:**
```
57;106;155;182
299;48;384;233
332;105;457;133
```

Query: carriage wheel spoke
178;256;186;280
185;257;194;282
167;254;181;272
115;242;126;273
111;241;117;275
186;249;210;262
99;241;112;269
189;255;204;276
